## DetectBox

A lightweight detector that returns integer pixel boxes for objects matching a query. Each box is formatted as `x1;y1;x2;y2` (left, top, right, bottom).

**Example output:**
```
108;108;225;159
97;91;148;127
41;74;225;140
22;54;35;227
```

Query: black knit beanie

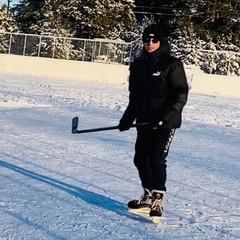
142;24;166;43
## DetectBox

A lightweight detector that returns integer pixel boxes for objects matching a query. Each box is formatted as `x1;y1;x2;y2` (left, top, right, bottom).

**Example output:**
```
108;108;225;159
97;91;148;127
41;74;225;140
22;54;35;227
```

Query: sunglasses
143;38;159;44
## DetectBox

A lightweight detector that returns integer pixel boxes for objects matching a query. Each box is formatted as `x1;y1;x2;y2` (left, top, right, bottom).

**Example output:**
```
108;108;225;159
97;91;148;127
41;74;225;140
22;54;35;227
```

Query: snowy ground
0;71;240;240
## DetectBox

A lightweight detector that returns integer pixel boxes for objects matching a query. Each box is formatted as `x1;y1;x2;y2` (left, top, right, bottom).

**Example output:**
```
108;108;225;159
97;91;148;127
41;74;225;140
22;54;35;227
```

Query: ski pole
71;116;149;134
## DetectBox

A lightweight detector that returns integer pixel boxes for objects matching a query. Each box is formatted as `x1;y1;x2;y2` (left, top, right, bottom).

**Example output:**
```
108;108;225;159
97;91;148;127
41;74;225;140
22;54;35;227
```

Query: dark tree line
134;0;240;46
0;0;239;46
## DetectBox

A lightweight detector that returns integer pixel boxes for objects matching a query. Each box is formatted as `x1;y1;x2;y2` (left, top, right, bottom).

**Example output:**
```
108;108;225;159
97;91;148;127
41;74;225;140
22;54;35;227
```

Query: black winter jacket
120;40;188;129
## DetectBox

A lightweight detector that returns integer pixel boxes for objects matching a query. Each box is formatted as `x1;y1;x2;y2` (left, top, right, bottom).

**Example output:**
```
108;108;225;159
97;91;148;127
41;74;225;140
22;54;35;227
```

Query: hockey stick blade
72;116;79;133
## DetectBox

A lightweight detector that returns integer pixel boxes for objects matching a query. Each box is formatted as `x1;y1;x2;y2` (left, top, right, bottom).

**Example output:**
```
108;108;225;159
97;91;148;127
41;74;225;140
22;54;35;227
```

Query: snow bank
0;54;239;96
191;73;240;96
0;54;129;84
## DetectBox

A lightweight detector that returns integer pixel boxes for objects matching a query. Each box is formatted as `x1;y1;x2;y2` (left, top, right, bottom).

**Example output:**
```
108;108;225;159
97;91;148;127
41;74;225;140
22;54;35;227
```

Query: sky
0;0;19;6
0;67;240;239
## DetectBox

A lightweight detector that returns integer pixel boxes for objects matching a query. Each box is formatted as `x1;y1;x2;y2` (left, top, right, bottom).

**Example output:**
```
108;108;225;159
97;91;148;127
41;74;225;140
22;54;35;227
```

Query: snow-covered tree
12;0;136;59
12;0;45;33
0;4;18;53
0;4;18;32
79;0;136;39
12;0;136;39
169;34;240;76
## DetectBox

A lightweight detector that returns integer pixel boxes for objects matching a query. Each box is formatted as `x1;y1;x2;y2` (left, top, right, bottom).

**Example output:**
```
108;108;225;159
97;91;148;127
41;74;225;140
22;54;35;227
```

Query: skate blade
151;216;160;224
128;207;150;215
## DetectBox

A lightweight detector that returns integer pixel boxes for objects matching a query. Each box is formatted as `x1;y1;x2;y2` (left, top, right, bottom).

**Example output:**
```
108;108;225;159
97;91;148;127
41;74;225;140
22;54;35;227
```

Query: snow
0;69;240;240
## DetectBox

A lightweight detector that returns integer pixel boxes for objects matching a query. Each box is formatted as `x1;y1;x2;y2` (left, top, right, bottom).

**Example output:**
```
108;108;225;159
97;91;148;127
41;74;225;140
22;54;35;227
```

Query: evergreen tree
92;0;136;39
0;4;18;32
12;0;45;33
170;0;240;46
134;0;240;47
133;0;189;34
12;0;136;39
0;4;18;53
195;0;240;46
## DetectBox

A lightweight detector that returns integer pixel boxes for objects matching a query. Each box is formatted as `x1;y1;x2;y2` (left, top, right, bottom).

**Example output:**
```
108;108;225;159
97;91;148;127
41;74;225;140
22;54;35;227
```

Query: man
118;24;188;223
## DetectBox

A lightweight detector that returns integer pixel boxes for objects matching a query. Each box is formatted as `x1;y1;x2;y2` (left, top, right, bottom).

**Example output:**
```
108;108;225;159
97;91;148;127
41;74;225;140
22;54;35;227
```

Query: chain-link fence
0;32;132;65
0;32;239;75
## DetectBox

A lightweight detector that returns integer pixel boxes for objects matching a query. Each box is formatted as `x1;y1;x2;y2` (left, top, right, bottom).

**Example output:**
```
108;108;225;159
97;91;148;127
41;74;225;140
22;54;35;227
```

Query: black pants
133;127;175;192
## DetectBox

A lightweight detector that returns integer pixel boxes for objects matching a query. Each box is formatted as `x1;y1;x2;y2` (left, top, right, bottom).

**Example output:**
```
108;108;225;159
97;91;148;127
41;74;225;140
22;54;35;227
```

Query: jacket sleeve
162;60;188;123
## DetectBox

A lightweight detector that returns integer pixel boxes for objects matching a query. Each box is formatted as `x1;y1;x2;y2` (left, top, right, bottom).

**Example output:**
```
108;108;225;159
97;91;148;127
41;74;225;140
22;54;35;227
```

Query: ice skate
149;190;165;224
128;189;153;215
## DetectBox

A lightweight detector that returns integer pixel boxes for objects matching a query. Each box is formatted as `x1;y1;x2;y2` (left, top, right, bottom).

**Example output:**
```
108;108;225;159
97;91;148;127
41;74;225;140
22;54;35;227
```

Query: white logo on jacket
153;71;161;76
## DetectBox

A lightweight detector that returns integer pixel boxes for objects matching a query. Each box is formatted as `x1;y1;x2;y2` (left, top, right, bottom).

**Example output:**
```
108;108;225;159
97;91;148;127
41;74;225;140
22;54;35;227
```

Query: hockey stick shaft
71;116;149;134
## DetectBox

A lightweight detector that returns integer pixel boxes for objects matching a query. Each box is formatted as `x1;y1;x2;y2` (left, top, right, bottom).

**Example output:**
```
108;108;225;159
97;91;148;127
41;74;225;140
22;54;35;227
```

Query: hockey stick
71;116;149;134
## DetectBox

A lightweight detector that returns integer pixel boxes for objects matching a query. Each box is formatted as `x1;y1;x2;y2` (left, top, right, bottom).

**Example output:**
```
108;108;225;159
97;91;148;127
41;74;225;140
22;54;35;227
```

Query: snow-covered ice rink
0;70;239;240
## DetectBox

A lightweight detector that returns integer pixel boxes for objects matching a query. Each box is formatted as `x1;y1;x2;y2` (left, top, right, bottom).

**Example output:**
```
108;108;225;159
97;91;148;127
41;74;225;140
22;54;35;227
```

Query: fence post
129;42;133;64
38;36;41;57
23;34;27;56
8;33;12;54
52;36;56;58
82;39;86;61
